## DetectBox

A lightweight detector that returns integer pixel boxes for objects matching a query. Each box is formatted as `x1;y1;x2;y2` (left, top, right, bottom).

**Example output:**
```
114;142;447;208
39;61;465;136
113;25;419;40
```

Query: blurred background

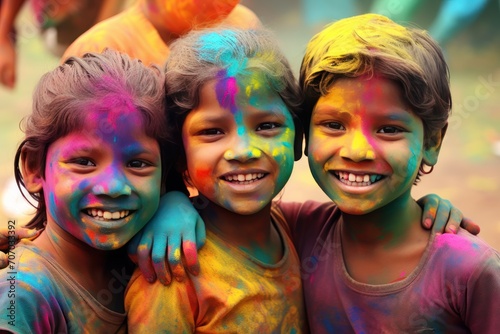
1;0;499;249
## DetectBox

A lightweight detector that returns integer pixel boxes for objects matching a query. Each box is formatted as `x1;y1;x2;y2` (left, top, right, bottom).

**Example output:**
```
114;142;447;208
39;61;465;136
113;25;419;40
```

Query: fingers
167;235;185;283
0;252;7;269
443;206;462;234
0;65;15;89
181;231;200;277
136;238;157;284
460;217;480;235
431;199;454;234
418;194;439;230
16;227;42;240
195;216;207;250
151;234;172;285
0;227;41;251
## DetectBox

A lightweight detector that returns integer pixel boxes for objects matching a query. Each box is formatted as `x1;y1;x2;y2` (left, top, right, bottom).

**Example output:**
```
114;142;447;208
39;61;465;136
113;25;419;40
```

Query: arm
128;191;205;285
0;0;25;88
0;278;59;332
463;249;500;332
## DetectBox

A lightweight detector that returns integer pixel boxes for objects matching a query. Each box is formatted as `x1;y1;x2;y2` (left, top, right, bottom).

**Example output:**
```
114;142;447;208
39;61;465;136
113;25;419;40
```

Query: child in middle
124;28;307;332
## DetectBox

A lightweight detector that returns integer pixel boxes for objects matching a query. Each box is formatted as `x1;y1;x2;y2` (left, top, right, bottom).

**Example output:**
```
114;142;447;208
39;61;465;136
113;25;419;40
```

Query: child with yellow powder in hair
283;13;499;332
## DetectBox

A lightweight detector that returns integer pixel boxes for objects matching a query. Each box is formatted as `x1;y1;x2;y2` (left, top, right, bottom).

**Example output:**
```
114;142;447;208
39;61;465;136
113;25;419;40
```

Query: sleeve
125;270;198;333
463;249;500;333
0;279;65;333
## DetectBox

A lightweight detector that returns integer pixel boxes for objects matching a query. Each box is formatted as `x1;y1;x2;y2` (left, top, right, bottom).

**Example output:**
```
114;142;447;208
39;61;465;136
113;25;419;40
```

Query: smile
84;209;132;221
222;172;266;184
333;171;384;187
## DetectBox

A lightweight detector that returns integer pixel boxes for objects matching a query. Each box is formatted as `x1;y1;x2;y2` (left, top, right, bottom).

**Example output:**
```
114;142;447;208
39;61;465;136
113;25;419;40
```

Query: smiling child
0;49;169;332
284;13;500;332
125;28;307;332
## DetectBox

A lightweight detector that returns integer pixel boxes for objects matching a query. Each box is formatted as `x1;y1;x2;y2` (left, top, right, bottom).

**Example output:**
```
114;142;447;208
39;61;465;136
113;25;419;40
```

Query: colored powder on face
195;167;212;183
216;75;239;114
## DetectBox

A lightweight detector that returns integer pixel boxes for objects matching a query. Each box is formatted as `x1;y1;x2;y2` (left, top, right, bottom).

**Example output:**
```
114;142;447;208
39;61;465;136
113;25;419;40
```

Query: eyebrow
382;110;414;122
313;106;353;120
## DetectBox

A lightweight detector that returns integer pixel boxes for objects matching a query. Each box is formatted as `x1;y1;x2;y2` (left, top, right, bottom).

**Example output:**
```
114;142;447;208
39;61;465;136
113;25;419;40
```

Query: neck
33;222;113;294
200;199;282;264
341;192;424;249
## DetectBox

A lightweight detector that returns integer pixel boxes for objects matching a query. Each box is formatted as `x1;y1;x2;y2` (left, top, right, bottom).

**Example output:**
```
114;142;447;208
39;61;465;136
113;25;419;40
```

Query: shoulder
61;6;144;61
431;229;500;276
0;246;63;332
222;4;262;29
0;242;62;299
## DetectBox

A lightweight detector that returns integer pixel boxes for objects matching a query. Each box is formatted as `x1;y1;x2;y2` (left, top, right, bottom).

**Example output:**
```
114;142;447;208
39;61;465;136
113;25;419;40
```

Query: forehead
318;76;407;110
73;96;146;137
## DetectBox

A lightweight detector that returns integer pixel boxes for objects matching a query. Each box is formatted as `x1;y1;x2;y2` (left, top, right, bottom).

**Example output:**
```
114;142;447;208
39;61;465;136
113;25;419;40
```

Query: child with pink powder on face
0;49;192;333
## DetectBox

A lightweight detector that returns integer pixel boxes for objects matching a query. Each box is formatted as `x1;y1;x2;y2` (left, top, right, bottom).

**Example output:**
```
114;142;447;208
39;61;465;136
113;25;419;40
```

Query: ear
21;150;43;194
423;123;448;166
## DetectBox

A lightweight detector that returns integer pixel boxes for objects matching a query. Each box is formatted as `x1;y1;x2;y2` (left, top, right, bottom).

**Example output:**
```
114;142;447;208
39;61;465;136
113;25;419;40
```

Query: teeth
224;173;265;184
335;172;383;187
86;209;130;220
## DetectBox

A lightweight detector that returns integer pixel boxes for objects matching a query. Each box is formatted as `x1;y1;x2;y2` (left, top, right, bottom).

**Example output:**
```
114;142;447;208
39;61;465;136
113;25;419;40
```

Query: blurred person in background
61;0;261;66
370;0;492;46
0;0;127;89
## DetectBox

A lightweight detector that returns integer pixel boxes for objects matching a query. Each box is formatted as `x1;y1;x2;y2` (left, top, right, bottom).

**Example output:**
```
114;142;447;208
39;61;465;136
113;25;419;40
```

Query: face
182;74;295;215
308;76;439;214
147;0;238;35
40;101;162;250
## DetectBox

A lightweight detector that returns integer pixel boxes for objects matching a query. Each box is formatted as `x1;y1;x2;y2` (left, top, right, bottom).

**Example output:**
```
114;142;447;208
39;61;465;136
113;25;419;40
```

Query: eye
70;158;95;166
198;128;224;136
378;126;405;134
323;122;345;130
128;160;150;168
256;122;282;131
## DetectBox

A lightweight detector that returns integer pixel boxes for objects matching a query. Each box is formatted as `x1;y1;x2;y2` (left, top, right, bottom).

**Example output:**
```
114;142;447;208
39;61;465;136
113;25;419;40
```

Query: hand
128;191;206;285
0;37;16;89
418;194;479;235
0;226;41;269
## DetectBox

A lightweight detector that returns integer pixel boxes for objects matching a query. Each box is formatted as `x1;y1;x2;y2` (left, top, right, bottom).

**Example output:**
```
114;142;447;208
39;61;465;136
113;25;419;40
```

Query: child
285;13;499;332
125;28;308;332
0;49;170;332
61;0;261;66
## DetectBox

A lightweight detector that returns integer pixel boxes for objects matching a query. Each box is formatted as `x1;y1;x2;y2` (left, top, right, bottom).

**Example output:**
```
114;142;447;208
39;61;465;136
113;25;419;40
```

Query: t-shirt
125;204;308;333
0;240;126;333
279;200;500;333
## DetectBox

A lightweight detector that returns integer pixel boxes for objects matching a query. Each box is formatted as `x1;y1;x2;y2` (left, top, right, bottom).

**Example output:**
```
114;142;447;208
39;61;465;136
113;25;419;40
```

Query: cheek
188;159;214;192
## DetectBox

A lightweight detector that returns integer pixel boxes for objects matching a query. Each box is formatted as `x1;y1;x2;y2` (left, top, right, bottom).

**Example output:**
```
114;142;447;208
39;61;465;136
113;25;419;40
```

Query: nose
91;166;132;198
339;130;376;162
223;132;262;162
